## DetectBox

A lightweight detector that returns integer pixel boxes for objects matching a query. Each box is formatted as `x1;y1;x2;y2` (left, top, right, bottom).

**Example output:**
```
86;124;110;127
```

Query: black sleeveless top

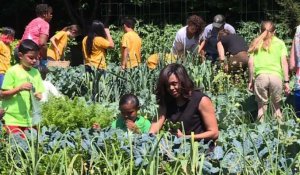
219;34;248;55
165;90;205;135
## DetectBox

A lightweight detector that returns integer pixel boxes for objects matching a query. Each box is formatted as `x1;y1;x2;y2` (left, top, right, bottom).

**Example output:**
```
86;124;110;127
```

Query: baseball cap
213;14;225;28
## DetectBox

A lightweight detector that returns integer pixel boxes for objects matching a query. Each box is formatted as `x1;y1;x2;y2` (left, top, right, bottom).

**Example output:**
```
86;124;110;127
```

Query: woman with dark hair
82;20;114;71
149;63;219;141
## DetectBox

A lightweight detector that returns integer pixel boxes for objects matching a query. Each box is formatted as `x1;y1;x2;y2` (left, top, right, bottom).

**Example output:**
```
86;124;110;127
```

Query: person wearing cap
171;15;206;57
198;14;235;63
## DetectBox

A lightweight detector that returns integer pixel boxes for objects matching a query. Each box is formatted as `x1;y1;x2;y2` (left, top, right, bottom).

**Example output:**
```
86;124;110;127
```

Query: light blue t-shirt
201;23;236;54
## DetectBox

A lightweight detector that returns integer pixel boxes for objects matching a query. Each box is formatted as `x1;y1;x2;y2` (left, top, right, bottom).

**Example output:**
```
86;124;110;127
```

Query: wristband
284;80;289;83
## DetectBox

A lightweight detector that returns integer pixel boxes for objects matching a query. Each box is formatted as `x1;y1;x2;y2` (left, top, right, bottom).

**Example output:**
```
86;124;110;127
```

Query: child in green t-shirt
111;94;151;133
1;39;45;136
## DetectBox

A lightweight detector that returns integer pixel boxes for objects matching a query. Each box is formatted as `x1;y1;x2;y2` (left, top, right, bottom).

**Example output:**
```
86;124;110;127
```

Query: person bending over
149;63;218;141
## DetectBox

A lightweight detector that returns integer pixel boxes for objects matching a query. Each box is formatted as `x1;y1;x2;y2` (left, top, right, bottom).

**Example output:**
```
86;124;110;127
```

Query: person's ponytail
248;21;275;53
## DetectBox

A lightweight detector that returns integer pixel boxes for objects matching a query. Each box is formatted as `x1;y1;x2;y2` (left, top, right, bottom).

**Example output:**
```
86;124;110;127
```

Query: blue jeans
205;53;219;63
294;90;300;117
0;74;4;88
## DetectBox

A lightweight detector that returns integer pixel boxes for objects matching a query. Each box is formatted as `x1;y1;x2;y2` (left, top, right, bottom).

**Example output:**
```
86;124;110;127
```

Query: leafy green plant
41;97;117;131
63;37;78;60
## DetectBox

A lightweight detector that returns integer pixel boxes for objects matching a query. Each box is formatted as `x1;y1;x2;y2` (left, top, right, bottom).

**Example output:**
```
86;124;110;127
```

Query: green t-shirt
2;64;45;127
111;115;151;133
252;36;287;79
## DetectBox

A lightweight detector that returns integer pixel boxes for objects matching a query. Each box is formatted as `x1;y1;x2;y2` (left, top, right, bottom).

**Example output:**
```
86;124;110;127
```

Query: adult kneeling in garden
217;29;249;75
149;63;219;142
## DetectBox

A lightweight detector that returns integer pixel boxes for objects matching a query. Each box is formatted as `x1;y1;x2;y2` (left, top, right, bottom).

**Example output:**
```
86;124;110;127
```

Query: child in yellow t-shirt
147;53;177;70
121;17;142;69
47;25;81;61
0;27;15;88
82;20;114;70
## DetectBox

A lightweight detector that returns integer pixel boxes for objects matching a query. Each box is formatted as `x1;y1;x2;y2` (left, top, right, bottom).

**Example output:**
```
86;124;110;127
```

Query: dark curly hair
155;63;195;107
35;4;50;17
186;15;206;37
122;17;136;29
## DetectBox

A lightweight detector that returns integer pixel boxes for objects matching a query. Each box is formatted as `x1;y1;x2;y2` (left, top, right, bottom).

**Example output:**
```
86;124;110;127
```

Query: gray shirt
201;23;236;54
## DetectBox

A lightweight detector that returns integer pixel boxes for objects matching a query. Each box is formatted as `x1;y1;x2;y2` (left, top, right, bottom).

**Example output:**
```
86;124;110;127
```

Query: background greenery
1;9;300;174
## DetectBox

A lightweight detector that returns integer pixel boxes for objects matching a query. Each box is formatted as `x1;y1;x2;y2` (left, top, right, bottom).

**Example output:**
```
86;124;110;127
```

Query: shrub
41;97;118;131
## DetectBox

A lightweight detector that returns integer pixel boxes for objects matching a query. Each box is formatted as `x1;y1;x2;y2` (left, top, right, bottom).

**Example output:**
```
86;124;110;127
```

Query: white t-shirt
41;80;62;102
172;26;200;56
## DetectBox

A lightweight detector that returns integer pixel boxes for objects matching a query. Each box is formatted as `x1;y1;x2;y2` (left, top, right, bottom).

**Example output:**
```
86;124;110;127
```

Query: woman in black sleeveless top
149;63;218;141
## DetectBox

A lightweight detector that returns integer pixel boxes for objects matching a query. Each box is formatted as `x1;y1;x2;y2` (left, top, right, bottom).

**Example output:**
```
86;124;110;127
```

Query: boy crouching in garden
1;39;45;137
111;94;151;133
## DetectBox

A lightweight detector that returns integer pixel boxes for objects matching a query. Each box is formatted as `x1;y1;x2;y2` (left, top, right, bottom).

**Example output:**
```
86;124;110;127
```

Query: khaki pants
254;74;282;105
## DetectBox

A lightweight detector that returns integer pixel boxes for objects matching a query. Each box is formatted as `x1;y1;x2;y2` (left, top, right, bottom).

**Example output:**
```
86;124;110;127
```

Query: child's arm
39;34;49;58
104;28;114;48
50;36;61;56
121;47;128;69
1;82;32;98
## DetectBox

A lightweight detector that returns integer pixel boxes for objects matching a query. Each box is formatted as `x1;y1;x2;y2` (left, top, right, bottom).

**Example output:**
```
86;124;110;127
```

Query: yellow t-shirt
147;53;177;69
82;36;110;70
47;31;68;61
121;31;142;68
0;41;11;74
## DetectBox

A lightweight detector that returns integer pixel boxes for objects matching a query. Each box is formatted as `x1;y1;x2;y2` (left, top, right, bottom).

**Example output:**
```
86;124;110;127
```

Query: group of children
0;3;146;137
82;18;142;71
1;3;300;139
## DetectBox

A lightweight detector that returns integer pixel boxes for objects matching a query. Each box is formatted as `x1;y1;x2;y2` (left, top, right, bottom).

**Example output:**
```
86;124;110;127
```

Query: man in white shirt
172;15;206;57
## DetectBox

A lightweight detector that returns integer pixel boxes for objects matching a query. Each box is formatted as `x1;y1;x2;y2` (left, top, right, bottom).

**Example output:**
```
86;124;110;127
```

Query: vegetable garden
0;22;299;174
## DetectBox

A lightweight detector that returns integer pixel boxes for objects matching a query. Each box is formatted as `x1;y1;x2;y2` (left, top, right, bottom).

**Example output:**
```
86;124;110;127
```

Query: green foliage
237;21;292;50
161;120;181;133
1;113;300;174
46;65;88;98
63;37;78;60
107;22;180;64
274;0;300;29
41;97;117;131
9;39;19;65
237;21;260;44
18;22;299;174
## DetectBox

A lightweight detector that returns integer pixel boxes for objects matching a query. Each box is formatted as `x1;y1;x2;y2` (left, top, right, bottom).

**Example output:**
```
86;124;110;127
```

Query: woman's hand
248;81;254;92
284;83;291;96
177;129;184;138
92;123;101;130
